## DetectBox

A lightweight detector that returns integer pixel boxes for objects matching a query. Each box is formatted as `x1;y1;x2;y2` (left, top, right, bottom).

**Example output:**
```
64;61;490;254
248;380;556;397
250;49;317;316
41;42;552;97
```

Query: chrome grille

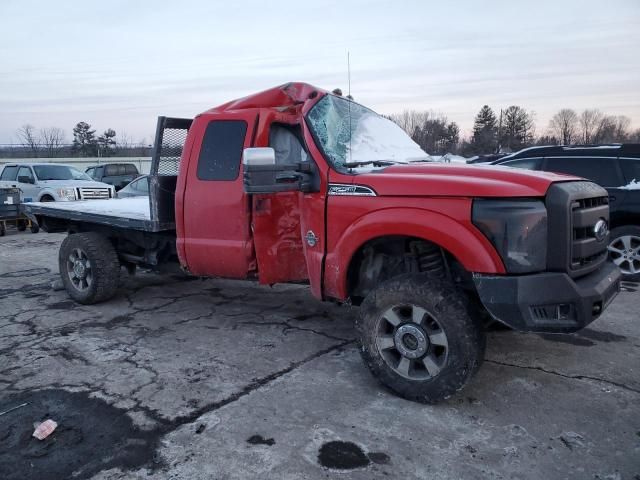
570;196;609;270
79;188;111;200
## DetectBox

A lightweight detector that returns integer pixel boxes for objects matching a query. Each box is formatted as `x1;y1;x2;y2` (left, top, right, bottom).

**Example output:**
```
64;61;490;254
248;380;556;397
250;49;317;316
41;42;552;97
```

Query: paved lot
0;230;638;480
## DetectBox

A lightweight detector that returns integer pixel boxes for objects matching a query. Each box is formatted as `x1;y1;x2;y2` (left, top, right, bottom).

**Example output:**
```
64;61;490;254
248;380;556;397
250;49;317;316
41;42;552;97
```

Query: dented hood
354;163;581;197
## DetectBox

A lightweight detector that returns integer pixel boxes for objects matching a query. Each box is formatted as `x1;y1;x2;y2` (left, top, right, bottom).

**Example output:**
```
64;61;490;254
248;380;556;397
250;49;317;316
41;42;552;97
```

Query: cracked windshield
307;94;430;168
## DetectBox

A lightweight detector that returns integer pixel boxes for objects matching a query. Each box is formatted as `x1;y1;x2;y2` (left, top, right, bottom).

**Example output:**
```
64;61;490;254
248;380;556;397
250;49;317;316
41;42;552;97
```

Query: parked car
491;144;640;280
117;175;149;198
85;163;140;190
0;163;115;202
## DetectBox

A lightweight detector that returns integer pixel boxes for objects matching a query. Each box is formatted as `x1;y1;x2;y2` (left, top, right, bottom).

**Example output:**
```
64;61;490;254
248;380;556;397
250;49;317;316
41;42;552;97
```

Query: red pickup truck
24;82;621;403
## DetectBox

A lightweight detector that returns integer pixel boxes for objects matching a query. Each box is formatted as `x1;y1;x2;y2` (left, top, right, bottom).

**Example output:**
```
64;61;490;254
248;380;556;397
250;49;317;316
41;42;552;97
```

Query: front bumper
473;261;621;333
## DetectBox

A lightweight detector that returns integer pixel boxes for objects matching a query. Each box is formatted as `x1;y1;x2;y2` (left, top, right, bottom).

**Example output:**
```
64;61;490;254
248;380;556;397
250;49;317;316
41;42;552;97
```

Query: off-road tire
608;225;640;282
40;195;55;202
59;232;120;304
0;222;5;237
357;273;485;404
16;220;27;232
30;223;40;234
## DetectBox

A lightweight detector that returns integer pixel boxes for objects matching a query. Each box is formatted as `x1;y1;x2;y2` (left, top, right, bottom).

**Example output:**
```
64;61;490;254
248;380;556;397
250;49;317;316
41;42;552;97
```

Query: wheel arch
323;207;505;301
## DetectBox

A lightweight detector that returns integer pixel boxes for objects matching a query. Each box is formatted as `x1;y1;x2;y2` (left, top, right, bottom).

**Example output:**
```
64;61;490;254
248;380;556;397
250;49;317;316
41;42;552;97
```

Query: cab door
181;112;258;278
16;166;38;202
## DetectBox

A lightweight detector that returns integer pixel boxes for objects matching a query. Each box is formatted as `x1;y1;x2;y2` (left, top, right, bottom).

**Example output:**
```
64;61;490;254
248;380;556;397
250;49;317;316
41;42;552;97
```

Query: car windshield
306;94;431;169
33;165;92;181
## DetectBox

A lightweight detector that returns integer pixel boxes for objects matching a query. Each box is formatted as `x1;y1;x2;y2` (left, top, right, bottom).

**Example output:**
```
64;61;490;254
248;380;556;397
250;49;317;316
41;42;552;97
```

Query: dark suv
491;144;640;280
85;163;140;190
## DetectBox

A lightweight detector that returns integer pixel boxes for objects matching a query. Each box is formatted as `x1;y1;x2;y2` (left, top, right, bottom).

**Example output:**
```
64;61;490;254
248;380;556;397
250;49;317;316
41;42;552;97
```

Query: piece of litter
195;423;206;434
33;419;58;440
0;402;29;417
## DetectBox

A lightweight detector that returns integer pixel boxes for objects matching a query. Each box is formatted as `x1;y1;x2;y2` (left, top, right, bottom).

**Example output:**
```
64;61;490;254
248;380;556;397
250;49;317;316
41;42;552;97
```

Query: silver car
0;163;115;202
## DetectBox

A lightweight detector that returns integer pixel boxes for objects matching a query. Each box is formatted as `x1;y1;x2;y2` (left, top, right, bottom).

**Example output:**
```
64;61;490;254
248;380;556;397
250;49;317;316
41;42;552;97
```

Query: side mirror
243;147;276;167
18;175;34;184
243;147;316;194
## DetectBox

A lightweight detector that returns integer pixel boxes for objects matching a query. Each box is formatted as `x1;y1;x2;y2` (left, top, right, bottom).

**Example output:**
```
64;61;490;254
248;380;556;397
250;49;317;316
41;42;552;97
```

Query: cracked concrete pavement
0;231;638;479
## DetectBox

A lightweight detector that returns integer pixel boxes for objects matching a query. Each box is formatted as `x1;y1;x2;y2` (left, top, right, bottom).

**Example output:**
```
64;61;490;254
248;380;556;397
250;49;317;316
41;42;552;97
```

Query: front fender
323;205;505;300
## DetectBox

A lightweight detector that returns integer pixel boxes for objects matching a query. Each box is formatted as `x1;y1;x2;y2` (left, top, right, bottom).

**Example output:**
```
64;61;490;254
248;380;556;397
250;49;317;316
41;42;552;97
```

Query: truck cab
23;82;621;404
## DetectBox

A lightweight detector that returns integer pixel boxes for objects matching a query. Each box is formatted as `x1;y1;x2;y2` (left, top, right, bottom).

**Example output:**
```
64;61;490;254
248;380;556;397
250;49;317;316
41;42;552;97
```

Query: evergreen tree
471;106;497;154
72;122;97;157
97;128;117;157
499;106;535;152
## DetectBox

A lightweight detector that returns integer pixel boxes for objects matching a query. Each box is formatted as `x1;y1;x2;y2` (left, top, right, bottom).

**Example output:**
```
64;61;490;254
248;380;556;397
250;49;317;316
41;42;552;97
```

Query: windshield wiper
343;160;397;168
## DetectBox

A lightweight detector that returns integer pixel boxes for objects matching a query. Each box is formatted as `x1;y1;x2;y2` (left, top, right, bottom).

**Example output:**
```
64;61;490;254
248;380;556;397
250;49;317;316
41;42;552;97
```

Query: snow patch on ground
30;197;150;220
620;179;640;190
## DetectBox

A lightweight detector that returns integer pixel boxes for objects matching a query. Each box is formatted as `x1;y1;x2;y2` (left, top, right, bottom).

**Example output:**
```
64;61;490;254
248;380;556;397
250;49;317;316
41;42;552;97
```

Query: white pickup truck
0;163;115;202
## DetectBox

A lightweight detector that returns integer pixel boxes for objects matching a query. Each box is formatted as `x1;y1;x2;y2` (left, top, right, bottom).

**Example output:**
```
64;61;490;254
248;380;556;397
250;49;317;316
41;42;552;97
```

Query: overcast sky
1;0;638;144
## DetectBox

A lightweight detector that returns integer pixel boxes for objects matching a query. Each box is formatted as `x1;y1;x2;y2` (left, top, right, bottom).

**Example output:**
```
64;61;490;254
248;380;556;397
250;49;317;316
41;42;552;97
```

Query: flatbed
22;197;158;232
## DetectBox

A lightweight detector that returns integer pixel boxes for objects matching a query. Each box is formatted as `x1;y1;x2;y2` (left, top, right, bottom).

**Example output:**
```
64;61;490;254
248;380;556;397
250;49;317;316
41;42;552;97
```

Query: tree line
1;122;152;159
389;106;639;156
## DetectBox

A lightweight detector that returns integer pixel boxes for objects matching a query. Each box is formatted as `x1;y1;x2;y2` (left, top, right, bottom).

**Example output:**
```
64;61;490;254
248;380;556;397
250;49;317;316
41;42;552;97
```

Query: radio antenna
348;51;352;165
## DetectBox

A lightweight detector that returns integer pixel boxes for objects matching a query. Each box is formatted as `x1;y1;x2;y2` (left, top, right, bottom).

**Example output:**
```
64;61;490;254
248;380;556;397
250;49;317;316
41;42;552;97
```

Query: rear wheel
357;273;485;404
40;195;55;202
59;232;120;304
608;226;640;282
0;222;5;237
30;223;40;234
16;220;27;231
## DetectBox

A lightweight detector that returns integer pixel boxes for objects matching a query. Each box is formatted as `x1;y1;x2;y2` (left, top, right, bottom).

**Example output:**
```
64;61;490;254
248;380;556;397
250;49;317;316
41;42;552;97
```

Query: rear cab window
196;120;248;181
543;157;623;187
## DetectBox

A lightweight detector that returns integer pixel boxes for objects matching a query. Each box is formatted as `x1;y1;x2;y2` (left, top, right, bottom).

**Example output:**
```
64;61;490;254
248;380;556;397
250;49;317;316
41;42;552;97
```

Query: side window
17;166;34;183
501;158;541;170
0;166;18;181
95;167;103;178
124;164;138;175
138;177;149;193
105;164;119;176
544;157;622;187
619;158;640;186
196;120;247;181
269;125;308;165
85;167;94;177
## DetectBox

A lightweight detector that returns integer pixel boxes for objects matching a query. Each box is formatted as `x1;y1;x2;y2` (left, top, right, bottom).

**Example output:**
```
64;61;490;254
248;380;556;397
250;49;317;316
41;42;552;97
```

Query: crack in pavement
155;339;356;432
485;359;640;395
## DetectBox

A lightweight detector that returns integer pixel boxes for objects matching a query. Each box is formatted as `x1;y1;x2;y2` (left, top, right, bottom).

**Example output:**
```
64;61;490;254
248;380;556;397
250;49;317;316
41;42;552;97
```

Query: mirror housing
243;147;317;194
18;175;34;184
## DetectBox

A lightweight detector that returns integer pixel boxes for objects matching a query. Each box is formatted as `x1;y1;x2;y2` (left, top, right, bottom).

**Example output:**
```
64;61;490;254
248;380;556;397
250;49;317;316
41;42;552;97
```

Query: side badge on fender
306;231;318;247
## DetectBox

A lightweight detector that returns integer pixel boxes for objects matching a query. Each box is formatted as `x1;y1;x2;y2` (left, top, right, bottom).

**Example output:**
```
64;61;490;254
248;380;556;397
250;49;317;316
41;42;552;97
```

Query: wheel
16;220;27;231
40;195;55;202
357;273;485;404
58;232;120;304
0;222;5;237
607;226;640;282
30;223;40;234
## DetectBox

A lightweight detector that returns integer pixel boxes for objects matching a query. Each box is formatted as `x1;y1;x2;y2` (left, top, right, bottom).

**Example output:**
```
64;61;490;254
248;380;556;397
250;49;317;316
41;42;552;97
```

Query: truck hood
353;163;581;197
38;180;112;189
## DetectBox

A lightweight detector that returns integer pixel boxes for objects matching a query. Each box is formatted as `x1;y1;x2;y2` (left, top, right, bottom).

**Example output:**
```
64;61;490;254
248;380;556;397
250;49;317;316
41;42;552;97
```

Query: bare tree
40;127;66;158
579;109;603;143
594;115;631;143
16;124;39;157
388;110;430;138
548;109;578;145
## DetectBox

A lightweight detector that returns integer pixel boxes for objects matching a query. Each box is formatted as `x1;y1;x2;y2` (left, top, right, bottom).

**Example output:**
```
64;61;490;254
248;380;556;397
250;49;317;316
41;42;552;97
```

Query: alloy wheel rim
66;248;93;291
608;235;640;275
375;304;449;380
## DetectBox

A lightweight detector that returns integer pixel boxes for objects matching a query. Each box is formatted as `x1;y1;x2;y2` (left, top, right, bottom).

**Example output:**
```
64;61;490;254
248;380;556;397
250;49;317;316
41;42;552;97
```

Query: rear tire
40;195;55;202
608;225;640;282
16;220;27;231
357;273;485;404
0;222;5;237
30;223;40;234
59;232;120;304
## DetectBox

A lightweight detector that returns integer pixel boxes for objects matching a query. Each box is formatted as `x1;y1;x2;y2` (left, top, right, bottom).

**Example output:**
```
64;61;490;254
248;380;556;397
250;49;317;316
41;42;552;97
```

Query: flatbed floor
22;197;173;232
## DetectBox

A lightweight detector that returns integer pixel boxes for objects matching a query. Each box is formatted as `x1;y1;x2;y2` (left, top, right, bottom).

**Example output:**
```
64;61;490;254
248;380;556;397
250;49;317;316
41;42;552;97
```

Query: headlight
472;199;547;273
56;187;77;201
